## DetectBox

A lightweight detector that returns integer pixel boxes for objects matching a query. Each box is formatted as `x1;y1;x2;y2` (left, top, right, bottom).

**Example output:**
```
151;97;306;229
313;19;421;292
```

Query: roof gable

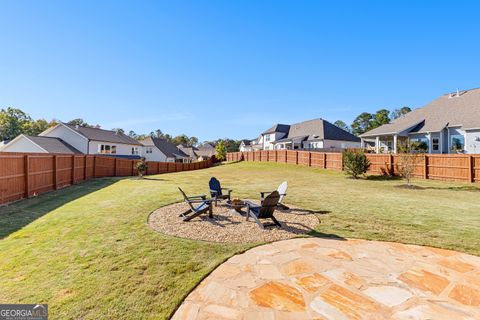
141;137;188;158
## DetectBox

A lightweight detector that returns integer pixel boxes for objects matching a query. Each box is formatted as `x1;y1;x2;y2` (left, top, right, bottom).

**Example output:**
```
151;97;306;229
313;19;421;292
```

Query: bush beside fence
227;151;480;183
0;153;212;206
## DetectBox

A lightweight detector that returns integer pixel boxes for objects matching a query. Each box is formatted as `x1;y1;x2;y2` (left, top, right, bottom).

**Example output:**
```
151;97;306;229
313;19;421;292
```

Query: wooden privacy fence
227;151;480;183
0;153;213;206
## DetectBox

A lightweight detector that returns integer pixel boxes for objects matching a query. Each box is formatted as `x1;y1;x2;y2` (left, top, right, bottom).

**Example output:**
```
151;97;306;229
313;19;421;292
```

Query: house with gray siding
256;118;360;151
360;88;480;154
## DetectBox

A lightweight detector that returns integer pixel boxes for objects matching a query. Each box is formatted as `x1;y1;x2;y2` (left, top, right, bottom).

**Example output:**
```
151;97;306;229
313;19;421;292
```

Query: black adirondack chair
209;177;232;206
178;187;213;221
260;181;289;210
245;191;282;229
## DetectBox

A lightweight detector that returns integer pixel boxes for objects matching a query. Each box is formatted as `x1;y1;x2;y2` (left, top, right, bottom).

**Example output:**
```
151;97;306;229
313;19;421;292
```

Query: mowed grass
1;161;480;319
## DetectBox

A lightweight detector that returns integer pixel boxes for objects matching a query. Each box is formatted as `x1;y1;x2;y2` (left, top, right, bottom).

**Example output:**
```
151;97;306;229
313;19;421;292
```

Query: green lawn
1;161;479;319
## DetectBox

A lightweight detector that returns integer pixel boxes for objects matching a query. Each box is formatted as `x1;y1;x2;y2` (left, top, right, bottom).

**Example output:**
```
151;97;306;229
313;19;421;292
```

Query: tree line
333;106;411;136
0;107;243;152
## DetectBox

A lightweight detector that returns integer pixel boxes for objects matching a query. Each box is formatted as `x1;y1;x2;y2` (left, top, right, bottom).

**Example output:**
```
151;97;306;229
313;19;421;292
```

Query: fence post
266;151;269;162
295;152;298;165
468;155;474;183
114;157;118;176
84;155;87;180
389;154;393;175
131;160;135;176
24;155;30;198
323;153;327;169
71;155;76;184
424;155;428;179
93;156;97;178
53;155;58;190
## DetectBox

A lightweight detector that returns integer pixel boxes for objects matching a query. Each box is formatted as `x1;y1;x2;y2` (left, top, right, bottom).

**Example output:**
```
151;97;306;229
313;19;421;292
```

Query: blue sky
1;1;479;141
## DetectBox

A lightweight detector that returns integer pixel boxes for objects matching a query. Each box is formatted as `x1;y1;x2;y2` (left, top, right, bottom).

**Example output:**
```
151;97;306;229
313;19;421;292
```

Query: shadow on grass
141;177;167;181
0;178;118;239
423;185;480;192
308;229;347;240
366;175;403;181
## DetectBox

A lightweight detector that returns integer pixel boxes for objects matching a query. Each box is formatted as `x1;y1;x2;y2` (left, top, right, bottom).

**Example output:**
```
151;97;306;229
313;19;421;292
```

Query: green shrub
215;141;227;161
135;158;148;178
343;150;370;179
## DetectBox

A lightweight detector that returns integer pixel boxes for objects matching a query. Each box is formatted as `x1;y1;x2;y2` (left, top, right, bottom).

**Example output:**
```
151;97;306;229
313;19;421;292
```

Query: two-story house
255;118;360;151
0;123;143;158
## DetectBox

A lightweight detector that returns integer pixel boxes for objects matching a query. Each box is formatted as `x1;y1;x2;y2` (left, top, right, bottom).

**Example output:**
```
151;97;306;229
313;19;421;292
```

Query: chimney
456;88;460;97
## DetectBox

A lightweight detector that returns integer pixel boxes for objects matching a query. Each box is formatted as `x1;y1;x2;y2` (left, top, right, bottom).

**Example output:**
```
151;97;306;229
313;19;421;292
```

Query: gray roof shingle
361;88;480;137
285;118;360;142
64;124;142;145
140;137;188;158
26;136;82;154
262;124;290;134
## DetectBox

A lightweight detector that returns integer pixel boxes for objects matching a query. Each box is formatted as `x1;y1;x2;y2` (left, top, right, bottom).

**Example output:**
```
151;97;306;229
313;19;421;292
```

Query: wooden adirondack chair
260;181;289;209
245;191;282;229
178;187;213;221
209;177;232;206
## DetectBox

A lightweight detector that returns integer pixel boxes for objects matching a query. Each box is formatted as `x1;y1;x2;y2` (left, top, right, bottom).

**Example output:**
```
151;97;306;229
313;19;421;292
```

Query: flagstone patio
172;238;480;320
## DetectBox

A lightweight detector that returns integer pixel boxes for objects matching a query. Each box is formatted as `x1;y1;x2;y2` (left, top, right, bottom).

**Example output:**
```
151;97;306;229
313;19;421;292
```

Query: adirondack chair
178;187;213;221
260;181;289;209
209;177;232;206
245;191;282;229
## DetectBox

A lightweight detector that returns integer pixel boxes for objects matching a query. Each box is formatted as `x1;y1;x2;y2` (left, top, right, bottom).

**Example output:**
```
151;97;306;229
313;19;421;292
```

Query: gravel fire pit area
149;202;320;243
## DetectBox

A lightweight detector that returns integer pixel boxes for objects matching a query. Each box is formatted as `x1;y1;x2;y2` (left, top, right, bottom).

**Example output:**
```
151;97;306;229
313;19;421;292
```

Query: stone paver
172;238;480;319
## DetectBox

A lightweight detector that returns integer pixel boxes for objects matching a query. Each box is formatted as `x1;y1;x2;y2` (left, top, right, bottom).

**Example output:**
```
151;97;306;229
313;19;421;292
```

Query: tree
112;128;125;134
188;136;199;147
372;109;390;128
343;150;370;179
334;120;351;133
391;106;412;120
351;112;373;136
67;118;91;127
397;141;423;187
23;119;56;136
172;134;190;147
0;107;33;140
215;141;227;161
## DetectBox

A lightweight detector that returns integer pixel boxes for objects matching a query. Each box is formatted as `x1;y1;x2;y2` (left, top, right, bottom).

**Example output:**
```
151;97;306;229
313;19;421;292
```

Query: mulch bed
148;201;320;243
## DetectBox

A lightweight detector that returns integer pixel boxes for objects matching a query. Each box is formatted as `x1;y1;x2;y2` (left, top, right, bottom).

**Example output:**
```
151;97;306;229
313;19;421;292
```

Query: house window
386;141;393;150
450;134;465;152
99;144;117;154
410;138;428;152
131;147;139;155
146;147;153;154
265;134;271;142
432;138;439;151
